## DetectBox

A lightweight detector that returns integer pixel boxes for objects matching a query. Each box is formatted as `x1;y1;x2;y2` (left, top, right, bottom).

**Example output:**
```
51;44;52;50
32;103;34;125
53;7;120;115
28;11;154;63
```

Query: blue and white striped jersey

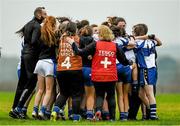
135;39;157;68
114;37;136;62
114;37;128;48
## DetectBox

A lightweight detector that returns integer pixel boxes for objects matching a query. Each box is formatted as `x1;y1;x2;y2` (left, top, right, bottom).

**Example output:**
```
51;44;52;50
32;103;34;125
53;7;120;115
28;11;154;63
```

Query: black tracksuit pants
54;70;84;115
12;53;38;109
94;82;116;120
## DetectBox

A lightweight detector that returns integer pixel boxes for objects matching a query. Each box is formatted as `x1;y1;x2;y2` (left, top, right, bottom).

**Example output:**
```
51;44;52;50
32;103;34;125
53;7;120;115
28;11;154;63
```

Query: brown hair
107;16;118;25
110;25;126;38
101;21;111;27
60;22;79;50
60;21;78;43
132;23;148;36
41;16;57;47
79;26;93;36
91;24;98;28
98;25;114;41
57;23;67;37
76;20;89;30
80;20;89;27
115;17;126;25
56;16;71;24
64;22;77;36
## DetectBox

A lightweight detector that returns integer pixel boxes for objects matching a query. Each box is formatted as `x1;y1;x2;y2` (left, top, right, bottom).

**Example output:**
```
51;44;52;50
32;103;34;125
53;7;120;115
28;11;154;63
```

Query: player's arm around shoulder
126;36;136;49
148;34;162;46
135;34;162;46
154;36;162;46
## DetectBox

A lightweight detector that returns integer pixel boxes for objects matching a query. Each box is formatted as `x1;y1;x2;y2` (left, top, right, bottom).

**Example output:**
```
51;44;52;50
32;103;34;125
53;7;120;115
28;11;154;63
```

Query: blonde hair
98;25;114;41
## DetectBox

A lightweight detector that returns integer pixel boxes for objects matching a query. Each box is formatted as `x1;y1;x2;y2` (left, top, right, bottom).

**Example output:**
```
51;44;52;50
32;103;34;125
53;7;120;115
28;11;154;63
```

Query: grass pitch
0;92;180;125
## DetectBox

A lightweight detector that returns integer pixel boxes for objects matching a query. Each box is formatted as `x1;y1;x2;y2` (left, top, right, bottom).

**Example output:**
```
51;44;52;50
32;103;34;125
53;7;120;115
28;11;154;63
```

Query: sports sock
40;106;47;114
53;106;60;113
33;106;38;113
86;110;94;119
150;104;157;119
120;112;125;120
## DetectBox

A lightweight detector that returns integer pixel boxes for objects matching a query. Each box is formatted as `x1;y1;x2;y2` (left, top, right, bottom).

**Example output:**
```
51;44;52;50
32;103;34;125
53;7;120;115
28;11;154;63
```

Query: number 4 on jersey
61;56;71;69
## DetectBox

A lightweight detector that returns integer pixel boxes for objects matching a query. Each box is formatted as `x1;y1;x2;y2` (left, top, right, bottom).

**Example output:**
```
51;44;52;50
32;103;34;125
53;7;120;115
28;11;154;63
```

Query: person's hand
148;34;155;40
129;60;133;65
66;37;74;45
131;80;139;93
88;55;92;60
132;84;139;93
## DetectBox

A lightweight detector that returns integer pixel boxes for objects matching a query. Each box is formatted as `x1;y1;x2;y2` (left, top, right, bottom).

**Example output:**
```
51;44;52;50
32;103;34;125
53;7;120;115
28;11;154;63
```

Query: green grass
0;92;180;125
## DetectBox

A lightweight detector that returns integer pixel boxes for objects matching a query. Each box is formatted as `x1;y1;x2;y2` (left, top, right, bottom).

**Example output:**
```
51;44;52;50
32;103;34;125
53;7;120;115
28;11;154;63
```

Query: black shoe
102;111;110;120
45;113;51;120
59;109;66;120
22;111;29;119
80;109;87;119
150;116;159;120
69;114;73;120
128;118;137;121
9;110;19;119
142;115;149;120
18;112;26;119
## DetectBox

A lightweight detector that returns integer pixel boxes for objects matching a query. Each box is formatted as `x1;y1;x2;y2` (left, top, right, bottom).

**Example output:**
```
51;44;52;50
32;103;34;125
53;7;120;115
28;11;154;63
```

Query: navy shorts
117;63;132;83
53;63;57;78
139;67;157;86
82;67;93;86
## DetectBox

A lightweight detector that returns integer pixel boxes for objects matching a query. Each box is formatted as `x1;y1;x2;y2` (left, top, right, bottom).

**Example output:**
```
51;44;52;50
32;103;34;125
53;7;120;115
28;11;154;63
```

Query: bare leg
123;83;130;112
139;87;149;106
144;85;156;105
42;76;54;106
85;86;95;111
34;75;45;107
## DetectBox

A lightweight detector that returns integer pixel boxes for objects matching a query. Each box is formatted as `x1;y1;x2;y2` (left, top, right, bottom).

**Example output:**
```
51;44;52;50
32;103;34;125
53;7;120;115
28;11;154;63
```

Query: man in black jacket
9;7;47;119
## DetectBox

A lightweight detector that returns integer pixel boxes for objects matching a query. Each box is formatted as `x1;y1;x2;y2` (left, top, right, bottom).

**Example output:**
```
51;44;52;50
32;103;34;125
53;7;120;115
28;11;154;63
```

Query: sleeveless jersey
57;35;82;71
91;41;117;82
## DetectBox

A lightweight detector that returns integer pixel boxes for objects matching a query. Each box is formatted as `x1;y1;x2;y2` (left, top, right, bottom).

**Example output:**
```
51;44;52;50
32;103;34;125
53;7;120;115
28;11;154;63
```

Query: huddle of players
9;7;162;122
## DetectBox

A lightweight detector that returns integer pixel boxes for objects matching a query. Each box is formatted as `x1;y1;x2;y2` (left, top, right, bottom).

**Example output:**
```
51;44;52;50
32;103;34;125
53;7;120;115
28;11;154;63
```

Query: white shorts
34;59;54;77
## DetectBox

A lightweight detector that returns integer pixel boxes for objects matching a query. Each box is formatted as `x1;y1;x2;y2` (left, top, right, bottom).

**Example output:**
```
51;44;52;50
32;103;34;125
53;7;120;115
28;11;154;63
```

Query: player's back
135;39;156;68
57;35;82;71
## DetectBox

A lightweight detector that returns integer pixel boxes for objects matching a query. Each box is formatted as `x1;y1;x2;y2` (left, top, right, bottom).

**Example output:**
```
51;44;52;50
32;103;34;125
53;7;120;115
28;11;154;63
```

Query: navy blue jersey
79;36;94;67
38;40;56;61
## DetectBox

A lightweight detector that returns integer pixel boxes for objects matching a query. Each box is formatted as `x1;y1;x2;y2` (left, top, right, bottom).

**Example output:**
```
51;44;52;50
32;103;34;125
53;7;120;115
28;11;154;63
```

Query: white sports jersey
114;37;136;62
135;39;157;68
17;39;24;70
